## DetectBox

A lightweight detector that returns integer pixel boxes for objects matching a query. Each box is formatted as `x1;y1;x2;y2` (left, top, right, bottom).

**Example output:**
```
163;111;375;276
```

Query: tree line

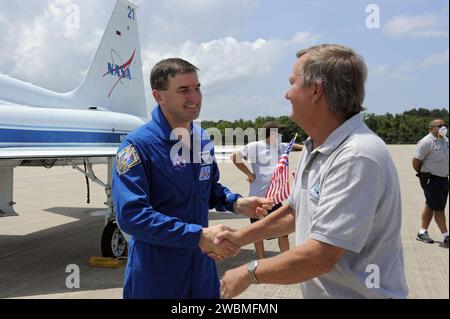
200;108;449;145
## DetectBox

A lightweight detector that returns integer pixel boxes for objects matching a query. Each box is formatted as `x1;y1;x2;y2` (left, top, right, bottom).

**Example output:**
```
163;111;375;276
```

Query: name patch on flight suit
199;166;211;181
116;144;141;176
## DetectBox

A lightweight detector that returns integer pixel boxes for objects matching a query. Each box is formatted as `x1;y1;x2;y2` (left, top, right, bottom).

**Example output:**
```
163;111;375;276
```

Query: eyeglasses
433;124;445;128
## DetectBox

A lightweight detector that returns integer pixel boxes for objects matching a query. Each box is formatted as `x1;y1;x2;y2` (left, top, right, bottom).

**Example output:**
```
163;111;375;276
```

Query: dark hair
150;58;199;90
263;121;280;139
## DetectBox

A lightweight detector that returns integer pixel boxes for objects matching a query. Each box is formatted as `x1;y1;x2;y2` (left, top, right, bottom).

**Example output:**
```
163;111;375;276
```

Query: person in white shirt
413;119;449;247
217;44;409;299
231;121;302;259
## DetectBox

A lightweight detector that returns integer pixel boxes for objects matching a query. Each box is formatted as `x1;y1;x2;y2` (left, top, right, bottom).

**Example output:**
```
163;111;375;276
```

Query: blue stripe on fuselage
0;128;129;145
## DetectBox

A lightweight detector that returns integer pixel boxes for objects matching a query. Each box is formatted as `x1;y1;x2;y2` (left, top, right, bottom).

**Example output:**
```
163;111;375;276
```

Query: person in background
231;121;302;259
413;119;449;248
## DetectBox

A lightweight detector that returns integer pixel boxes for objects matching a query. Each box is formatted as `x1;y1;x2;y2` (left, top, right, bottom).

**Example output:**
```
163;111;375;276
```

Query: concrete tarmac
0;145;448;299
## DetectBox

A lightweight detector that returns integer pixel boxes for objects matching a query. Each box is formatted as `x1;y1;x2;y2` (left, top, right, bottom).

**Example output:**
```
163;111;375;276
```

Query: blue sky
0;0;448;120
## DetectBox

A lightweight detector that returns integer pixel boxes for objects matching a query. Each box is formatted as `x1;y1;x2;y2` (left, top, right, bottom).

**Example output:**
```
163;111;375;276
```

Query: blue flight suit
112;105;241;299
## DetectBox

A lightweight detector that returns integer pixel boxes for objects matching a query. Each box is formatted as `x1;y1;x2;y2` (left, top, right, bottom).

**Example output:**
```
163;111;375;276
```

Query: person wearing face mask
413;119;449;248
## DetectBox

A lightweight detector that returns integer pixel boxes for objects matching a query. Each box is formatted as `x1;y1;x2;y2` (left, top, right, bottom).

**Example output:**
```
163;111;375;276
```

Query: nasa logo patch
116;144;141;176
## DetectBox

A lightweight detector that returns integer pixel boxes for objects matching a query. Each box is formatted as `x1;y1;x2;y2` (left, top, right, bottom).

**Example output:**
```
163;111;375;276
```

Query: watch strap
247;260;260;284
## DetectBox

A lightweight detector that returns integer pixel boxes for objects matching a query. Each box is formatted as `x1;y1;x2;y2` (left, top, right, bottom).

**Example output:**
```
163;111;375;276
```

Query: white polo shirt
238;141;287;197
288;114;408;299
414;133;449;177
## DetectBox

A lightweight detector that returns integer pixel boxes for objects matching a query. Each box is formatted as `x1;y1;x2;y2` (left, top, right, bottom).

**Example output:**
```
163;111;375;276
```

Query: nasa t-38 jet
0;0;147;257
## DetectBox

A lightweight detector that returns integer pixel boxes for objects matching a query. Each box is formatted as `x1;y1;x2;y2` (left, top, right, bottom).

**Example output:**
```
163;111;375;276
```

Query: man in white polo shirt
216;44;409;299
413;119;449;248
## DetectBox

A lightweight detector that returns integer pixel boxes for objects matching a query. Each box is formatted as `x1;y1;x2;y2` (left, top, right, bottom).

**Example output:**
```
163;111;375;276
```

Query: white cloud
139;29;320;118
419;48;449;67
0;11;8;26
180;37;277;88
373;48;449;81
1;0;319;120
297;0;329;8
1;0;107;91
392;61;415;80
135;0;260;45
0;9;20;73
203;92;288;121
142;32;319;90
383;10;449;38
373;64;389;76
1;0;448;120
0;0;266;94
152;0;258;15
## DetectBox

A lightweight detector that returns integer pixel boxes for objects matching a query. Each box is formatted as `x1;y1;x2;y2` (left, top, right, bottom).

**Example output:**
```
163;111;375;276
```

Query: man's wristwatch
247;260;260;284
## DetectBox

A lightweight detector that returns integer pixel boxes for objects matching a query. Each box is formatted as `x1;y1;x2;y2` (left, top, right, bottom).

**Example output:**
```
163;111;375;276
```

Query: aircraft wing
1;146;236;160
0;146;119;160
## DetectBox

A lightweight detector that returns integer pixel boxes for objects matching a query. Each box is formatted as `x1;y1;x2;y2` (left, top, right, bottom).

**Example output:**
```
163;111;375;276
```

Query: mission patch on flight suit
116;144;141;175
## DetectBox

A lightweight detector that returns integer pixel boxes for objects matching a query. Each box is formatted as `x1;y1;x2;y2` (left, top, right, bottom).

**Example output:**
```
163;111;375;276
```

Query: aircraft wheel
101;221;128;258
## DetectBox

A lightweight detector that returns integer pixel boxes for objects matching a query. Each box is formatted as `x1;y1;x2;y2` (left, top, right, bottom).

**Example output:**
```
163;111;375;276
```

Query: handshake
199;196;273;260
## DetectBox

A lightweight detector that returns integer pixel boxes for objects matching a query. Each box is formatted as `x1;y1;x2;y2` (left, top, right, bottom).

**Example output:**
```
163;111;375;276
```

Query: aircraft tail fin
73;0;148;119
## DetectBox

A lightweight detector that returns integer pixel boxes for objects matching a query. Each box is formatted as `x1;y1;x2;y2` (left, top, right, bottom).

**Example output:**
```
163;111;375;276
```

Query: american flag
265;134;298;204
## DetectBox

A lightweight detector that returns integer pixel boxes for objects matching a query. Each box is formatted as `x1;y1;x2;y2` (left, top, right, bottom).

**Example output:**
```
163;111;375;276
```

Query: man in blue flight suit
112;58;273;299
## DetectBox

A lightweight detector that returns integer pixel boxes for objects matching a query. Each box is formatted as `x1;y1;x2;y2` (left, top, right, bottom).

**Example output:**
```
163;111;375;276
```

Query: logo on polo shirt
309;179;321;200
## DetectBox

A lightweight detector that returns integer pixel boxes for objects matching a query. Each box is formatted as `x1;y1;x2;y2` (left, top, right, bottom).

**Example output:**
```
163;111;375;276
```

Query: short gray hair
296;44;367;118
150;58;199;90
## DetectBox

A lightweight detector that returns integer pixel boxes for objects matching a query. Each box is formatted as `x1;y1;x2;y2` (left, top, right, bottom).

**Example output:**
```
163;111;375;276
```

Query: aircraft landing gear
101;220;127;257
71;157;130;258
100;157;130;258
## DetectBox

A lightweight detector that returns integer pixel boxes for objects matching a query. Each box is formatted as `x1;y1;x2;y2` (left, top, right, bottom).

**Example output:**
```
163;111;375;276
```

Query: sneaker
416;231;434;244
443;236;449;248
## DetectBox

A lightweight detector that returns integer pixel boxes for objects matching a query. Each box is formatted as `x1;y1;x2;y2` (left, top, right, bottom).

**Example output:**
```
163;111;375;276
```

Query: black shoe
416;231;434;244
443;236;449;248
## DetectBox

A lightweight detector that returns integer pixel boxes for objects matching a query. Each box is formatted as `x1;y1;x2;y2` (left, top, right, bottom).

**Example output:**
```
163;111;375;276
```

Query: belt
417;172;448;180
